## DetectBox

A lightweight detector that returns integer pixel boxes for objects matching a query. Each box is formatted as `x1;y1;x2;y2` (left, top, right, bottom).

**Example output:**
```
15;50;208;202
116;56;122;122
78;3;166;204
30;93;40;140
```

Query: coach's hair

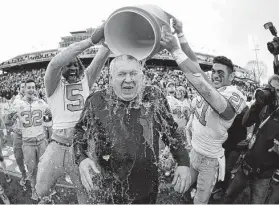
109;55;143;76
213;56;234;73
268;74;279;84
25;79;35;85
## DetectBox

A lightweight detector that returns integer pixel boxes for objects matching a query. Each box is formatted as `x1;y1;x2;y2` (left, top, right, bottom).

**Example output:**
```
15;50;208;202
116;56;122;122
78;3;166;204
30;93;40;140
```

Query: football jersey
12;98;48;140
167;95;188;128
47;74;90;130
191;85;247;158
12;94;25;133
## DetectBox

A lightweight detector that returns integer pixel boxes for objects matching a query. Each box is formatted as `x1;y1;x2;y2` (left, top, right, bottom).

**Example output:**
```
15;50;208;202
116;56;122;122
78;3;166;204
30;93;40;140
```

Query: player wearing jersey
10;81;27;188
0;112;11;184
8;79;51;201
13;82;25;102
160;19;246;204
35;22;111;203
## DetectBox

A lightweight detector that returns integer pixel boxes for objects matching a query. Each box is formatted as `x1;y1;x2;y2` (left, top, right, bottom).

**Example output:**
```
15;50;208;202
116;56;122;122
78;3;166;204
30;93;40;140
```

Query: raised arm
172;18;210;82
160;32;231;117
45;39;94;97
85;45;111;90
172;18;198;64
45;23;106;97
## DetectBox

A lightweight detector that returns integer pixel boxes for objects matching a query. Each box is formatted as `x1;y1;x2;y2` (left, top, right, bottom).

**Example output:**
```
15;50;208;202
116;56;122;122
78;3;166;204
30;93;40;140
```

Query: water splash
83;83;181;203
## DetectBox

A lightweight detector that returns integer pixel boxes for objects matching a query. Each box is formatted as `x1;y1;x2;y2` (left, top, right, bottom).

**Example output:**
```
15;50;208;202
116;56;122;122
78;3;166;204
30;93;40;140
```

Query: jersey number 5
194;98;209;126
66;84;85;112
21;110;43;128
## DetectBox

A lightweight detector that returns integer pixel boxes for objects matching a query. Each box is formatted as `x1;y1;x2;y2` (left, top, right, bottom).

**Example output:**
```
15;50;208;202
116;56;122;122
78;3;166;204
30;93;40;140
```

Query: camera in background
264;22;279;55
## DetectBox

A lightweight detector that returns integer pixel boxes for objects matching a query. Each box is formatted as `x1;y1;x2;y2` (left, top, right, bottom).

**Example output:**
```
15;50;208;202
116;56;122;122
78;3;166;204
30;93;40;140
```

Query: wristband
179;36;188;44
172;49;189;65
177;33;184;38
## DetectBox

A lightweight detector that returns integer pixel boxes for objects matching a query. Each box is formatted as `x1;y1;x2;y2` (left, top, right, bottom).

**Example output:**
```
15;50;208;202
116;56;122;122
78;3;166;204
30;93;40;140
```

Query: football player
8;79;51;201
160;19;246;204
10;81;27;189
35;22;110;203
0;111;11;184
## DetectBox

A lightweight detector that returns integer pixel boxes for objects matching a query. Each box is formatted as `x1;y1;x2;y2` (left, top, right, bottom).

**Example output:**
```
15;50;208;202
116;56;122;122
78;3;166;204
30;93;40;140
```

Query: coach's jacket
73;85;189;203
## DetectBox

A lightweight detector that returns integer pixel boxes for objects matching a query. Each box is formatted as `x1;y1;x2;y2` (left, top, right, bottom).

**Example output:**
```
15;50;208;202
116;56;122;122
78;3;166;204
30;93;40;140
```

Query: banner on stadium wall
0;50;59;69
0;47;215;69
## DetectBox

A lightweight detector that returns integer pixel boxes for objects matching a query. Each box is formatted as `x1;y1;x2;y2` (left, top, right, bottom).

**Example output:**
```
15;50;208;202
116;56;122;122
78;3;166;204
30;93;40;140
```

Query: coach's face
111;60;144;101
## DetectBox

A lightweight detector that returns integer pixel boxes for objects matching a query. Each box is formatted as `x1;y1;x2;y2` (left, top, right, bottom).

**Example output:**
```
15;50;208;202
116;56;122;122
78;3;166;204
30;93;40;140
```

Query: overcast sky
0;0;278;83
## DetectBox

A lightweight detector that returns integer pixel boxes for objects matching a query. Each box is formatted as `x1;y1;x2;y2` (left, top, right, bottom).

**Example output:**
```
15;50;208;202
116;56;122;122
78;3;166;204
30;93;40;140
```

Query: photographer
223;74;279;204
273;51;279;75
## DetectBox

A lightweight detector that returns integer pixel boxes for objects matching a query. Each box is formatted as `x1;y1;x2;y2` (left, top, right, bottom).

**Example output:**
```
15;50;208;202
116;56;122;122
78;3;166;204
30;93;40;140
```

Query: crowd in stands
0;64;257;103
0;69;45;100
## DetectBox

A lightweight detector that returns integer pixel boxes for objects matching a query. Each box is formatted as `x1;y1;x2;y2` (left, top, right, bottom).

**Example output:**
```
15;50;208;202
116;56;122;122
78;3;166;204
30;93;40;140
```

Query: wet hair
213;56;234;73
109;55;143;76
268;74;279;84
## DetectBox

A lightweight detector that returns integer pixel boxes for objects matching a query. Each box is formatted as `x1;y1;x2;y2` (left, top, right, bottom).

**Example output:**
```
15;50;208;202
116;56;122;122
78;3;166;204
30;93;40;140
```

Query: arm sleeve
218;87;247;120
45;38;93;97
158;92;190;167
85;46;111;90
73;96;92;165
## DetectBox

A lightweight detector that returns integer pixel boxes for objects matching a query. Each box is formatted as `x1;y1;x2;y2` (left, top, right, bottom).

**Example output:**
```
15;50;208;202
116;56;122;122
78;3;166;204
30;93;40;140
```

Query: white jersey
191;85;246;158
13;98;48;140
12;95;24;134
167;95;189;128
13;93;24;103
47;75;90;130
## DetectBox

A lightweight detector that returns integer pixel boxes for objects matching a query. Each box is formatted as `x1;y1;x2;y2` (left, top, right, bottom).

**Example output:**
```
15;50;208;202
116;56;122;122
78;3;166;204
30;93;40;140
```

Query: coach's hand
79;158;100;192
91;21;106;44
172;166;191;194
160;31;180;53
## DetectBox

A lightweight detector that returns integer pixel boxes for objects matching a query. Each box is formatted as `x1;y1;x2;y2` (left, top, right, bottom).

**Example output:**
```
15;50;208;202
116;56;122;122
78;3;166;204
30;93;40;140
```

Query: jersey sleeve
219;86;247;115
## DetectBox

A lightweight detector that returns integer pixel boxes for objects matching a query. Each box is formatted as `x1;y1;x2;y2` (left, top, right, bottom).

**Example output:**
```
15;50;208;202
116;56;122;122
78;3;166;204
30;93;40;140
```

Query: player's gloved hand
79;158;100;192
160;31;180;53
172;18;183;34
91;21;106;44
